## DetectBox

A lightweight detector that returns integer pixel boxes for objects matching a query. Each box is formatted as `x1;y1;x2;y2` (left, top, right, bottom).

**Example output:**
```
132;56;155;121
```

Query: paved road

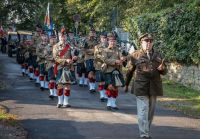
0;53;200;139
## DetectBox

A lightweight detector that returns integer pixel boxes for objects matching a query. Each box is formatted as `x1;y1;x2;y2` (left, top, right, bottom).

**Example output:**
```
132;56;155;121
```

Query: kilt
48;67;55;81
104;69;125;88
56;68;75;84
39;63;45;74
77;63;86;74
85;59;95;72
95;70;105;82
104;73;112;89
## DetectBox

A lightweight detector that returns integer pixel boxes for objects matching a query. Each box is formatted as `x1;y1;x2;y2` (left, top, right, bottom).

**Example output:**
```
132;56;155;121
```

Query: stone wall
164;63;200;90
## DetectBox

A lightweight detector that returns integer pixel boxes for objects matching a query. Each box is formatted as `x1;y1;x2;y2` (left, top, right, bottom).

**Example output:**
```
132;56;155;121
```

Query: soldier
94;32;108;102
102;35;126;110
36;33;49;91
76;35;87;87
125;33;167;139
84;30;98;93
67;31;78;85
33;27;42;85
53;34;78;108
44;35;57;99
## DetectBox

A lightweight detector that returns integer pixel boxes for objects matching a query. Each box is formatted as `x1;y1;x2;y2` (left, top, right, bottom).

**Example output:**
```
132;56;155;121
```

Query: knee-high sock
53;88;57;96
79;75;84;85
107;97;112;107
57;88;63;105
30;73;34;79
84;78;88;86
111;97;117;107
98;85;104;98
44;81;49;89
63;89;70;105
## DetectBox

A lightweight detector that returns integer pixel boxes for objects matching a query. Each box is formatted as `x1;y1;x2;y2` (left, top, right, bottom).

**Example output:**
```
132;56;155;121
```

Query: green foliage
126;3;200;65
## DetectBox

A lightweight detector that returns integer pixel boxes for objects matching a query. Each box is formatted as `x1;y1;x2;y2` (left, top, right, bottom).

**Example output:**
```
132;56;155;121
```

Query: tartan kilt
95;70;105;82
104;73;112;89
85;59;95;72
39;63;45;74
77;63;86;74
104;69;125;88
56;68;75;84
47;67;55;81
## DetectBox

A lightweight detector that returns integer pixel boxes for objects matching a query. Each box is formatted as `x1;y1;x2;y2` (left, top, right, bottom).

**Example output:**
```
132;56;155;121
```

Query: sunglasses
142;39;153;43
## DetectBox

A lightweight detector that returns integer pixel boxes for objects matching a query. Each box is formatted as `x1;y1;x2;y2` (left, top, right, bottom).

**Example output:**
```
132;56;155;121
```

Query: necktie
147;51;150;60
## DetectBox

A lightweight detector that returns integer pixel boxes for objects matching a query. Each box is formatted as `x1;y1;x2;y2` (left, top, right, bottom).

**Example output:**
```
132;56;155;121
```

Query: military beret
107;32;115;38
89;30;96;36
100;32;107;38
108;36;116;41
139;33;153;42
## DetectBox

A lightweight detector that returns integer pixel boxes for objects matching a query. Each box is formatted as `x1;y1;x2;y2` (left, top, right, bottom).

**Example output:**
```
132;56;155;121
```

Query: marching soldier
67;32;78;85
94;32;108;102
53;34;78;108
33;27;42;85
84;30;98;93
102;35;126;110
44;35;57;99
125;33;167;139
76;36;87;87
36;33;49;91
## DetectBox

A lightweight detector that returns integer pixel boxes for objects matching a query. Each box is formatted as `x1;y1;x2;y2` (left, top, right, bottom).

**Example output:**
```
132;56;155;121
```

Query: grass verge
158;80;200;118
0;106;18;126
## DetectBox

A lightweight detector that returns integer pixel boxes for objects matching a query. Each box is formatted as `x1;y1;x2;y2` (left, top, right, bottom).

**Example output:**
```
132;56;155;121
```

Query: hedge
126;2;200;65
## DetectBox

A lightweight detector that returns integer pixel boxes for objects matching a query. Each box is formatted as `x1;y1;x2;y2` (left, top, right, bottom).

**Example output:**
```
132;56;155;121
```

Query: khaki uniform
54;43;72;71
102;47;122;73
84;39;98;61
36;43;46;65
94;43;106;70
45;44;54;71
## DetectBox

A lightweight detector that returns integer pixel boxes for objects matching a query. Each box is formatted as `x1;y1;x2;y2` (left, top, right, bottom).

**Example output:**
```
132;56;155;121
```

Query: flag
44;3;54;36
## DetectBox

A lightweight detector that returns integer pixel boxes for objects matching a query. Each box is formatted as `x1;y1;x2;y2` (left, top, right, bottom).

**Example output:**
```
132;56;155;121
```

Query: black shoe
107;106;112;110
40;87;44;91
100;98;106;102
63;104;71;108
89;90;94;93
57;104;62;108
22;72;25;76
141;136;151;139
79;84;83;87
84;84;88;87
30;78;33;80
49;95;54;100
112;107;119;110
92;89;96;93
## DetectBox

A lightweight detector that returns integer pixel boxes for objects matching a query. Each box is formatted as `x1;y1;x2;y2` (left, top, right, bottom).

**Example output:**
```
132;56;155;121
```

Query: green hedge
127;2;200;65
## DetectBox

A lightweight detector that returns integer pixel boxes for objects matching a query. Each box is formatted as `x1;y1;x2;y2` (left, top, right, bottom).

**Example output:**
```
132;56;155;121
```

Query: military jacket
53;42;72;70
94;43;106;70
102;46;122;73
126;49;167;96
84;38;98;60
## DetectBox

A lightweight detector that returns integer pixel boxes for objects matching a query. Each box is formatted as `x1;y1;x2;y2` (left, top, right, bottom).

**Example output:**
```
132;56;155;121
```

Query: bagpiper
102;35;126;110
84;30;98;93
44;34;57;99
94;32;108;102
53;33;78;108
36;32;49;91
